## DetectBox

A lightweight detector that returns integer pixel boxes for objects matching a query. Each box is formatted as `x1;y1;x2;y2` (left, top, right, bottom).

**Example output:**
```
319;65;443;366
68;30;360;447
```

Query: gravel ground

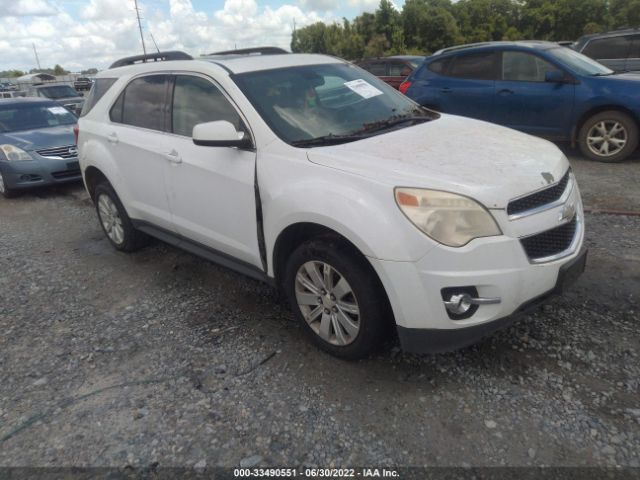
0;153;638;470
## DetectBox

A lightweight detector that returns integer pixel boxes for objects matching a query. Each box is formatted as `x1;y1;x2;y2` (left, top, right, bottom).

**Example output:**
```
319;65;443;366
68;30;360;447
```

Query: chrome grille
508;170;571;217
36;145;78;159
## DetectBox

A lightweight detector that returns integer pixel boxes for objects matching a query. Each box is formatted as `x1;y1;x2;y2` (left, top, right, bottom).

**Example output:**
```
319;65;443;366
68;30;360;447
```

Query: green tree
375;0;401;45
403;0;461;53
53;64;68;76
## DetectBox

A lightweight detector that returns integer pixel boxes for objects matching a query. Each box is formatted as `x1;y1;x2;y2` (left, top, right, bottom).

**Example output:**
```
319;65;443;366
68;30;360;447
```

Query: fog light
441;287;501;320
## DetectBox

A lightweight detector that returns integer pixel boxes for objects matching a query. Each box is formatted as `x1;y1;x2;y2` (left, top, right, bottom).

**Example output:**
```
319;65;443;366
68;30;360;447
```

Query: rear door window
80;78;117;117
628;35;640;58
110;75;169;131
583;36;632;59
366;62;387;76
171;75;242;136
448;52;498;80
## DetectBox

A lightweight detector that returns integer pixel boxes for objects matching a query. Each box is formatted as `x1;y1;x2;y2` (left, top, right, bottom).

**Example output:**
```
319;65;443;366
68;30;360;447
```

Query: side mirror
192;120;253;149
545;70;565;83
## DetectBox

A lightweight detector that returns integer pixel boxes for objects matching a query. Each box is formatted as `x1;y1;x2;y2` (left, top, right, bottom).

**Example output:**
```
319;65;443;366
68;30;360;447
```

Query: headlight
395;188;502;247
0;144;33;161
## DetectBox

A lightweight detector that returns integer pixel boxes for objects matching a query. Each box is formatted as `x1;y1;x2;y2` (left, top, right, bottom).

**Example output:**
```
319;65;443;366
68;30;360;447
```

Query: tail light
399;81;411;95
73;124;79;145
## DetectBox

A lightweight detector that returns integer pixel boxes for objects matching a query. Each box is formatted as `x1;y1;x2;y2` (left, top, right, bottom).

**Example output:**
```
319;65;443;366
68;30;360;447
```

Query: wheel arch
83;165;110;201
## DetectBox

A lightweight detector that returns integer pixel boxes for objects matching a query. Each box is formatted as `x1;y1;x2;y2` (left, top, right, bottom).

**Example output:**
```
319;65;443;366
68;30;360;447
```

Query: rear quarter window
79;78;117;117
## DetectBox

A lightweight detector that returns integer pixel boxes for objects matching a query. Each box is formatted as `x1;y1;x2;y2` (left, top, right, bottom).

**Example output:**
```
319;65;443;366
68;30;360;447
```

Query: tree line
291;0;639;59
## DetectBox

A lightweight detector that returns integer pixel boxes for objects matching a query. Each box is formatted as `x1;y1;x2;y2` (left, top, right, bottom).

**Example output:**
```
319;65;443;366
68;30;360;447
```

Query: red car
356;56;425;90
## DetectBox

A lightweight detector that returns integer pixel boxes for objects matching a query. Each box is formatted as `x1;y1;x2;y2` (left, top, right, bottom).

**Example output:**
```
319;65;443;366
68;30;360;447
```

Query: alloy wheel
295;261;360;346
587;120;628;158
97;193;125;245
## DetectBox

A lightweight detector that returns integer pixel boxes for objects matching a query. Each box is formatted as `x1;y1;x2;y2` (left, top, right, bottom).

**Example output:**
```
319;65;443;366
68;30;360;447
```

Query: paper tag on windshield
344;79;383;99
48;106;69;115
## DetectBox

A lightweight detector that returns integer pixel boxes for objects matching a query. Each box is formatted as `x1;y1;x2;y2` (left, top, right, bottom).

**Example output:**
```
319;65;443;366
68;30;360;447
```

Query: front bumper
368;180;586;354
395;248;587;353
0;155;81;190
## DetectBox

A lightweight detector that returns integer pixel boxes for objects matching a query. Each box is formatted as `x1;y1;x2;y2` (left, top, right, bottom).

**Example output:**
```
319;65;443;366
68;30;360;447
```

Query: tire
283;238;392;360
94;182;149;252
0;170;17;198
578;110;638;163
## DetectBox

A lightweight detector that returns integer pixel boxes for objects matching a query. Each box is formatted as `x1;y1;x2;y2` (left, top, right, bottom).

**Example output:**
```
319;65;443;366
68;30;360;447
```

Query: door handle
498;88;514;95
441;87;452;94
107;132;118;144
164;149;182;164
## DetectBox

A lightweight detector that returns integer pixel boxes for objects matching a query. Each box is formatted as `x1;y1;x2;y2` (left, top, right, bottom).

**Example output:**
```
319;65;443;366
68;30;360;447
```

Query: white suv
77;49;587;359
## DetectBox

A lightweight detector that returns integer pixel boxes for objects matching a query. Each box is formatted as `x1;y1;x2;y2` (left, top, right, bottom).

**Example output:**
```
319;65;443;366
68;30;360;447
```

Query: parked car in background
1;91;26;99
77;49;585;359
0;98;80;197
573;29;640;72
0;82;19;91
356;56;424;89
402;41;640;162
74;77;93;91
25;83;85;114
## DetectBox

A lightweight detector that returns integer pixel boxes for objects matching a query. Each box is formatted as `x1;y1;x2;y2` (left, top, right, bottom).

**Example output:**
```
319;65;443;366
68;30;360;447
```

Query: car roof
97;51;345;78
574;28;640;49
433;40;559;56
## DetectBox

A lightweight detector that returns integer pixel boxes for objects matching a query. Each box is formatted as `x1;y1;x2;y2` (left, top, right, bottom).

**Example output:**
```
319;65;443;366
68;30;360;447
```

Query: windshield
0;103;77;132
547;47;614;76
38;85;79;99
233;63;437;146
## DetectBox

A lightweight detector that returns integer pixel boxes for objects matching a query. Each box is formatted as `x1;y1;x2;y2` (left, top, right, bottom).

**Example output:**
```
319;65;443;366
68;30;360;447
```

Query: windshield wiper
291;133;369;148
359;115;434;134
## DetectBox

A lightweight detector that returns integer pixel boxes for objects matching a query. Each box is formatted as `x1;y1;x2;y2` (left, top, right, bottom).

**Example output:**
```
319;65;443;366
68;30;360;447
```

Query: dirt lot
0;152;638;471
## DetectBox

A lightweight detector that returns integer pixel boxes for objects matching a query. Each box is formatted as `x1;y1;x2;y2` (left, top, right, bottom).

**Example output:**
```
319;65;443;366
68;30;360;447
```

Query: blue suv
401;41;640;162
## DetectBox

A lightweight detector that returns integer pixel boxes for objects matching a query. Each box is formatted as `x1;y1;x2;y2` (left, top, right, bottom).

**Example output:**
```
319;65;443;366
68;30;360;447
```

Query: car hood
306;114;569;209
0;125;76;151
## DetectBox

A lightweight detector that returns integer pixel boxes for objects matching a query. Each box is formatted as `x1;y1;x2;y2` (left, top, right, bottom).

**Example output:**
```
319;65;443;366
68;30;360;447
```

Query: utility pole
149;31;160;53
133;0;147;57
32;43;41;70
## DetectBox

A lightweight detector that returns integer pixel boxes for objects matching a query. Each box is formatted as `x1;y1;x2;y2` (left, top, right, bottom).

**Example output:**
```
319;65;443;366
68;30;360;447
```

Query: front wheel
94;182;149;252
578;111;638;163
283;238;391;360
0;171;17;198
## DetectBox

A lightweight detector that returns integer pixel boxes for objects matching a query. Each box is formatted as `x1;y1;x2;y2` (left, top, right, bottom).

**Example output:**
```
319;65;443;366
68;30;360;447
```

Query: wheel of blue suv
94;182;149;252
0;170;17;198
283;237;392;360
578;110;639;163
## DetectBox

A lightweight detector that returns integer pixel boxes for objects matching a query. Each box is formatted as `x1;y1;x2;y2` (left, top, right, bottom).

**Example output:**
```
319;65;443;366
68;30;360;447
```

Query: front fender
260;156;436;276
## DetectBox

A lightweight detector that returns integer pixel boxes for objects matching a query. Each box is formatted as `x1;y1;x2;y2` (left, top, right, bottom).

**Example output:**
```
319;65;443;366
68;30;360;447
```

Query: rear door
626;35;640;72
435;51;499;121
106;74;175;231
492;50;575;138
582;36;632;72
164;74;261;267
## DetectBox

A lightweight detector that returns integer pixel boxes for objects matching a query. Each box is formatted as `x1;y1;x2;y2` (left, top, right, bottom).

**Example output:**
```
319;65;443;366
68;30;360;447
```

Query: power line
149;32;160;53
32;43;41;70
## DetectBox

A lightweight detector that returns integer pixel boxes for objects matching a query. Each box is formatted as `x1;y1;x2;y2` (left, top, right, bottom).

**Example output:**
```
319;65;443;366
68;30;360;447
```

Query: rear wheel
94;182;149;252
578;110;638;163
283;238;391;360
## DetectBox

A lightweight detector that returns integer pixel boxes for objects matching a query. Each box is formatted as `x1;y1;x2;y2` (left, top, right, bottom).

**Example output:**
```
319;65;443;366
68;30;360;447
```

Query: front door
492;50;575;138
164;74;261;268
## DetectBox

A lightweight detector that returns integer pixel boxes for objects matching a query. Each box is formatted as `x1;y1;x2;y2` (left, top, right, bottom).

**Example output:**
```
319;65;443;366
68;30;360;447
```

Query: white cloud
298;0;338;12
0;0;334;72
0;0;58;17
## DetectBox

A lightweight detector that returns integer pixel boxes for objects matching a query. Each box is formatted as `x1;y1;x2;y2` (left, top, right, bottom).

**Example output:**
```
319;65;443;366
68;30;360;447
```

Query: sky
0;0;397;73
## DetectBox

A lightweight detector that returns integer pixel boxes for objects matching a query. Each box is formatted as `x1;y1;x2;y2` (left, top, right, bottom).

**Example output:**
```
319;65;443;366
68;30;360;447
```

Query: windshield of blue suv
233;63;438;147
547;47;614;76
0;102;76;132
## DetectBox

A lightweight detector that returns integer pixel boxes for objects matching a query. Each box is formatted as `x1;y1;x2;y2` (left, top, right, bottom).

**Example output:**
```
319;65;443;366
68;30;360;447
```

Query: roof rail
206;46;289;56
109;51;193;69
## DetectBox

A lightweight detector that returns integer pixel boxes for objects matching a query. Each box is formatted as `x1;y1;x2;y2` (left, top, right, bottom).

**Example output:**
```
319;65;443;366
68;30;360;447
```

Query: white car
77;49;586;359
